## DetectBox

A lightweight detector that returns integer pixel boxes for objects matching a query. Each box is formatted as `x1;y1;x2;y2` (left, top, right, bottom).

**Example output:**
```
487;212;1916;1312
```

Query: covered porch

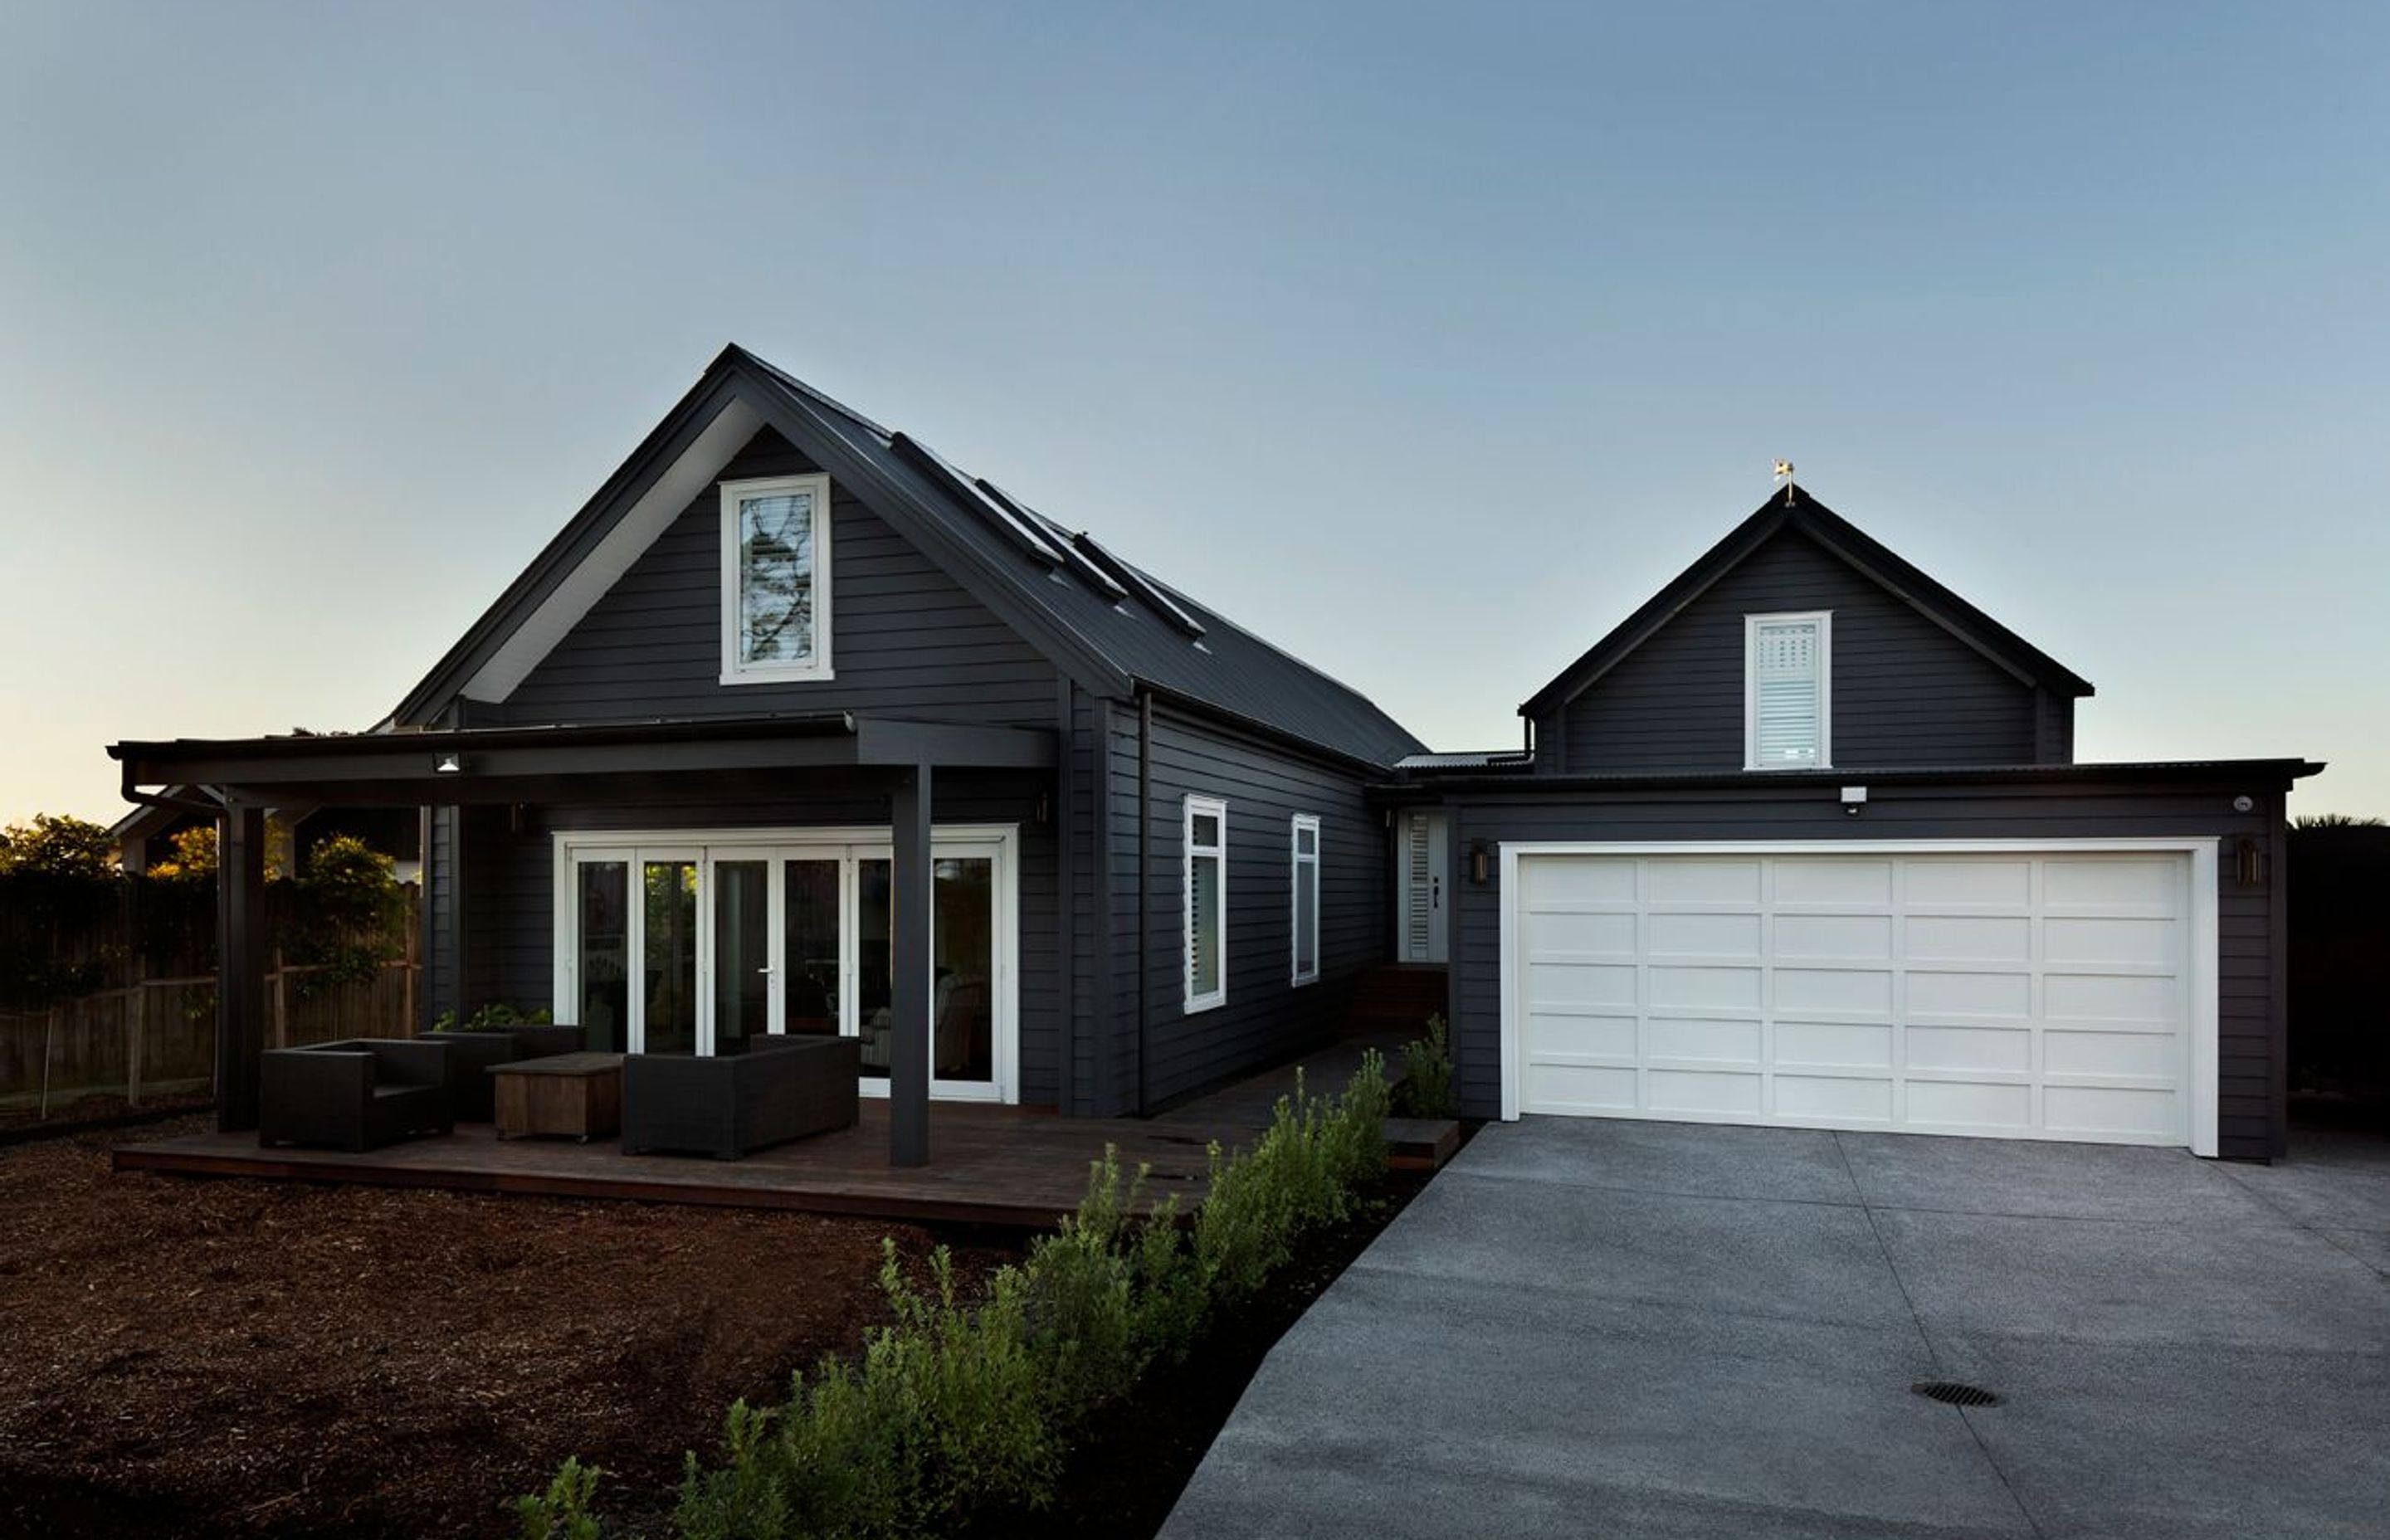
106;712;1060;1169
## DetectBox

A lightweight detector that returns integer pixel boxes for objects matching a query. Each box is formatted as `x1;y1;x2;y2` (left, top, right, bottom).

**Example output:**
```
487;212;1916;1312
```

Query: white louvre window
720;474;834;683
1745;612;1831;769
1290;814;1321;987
1185;797;1227;1013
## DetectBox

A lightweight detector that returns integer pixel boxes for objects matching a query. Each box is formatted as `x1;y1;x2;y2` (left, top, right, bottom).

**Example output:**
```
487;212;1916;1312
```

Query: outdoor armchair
258;1037;452;1152
619;1035;861;1160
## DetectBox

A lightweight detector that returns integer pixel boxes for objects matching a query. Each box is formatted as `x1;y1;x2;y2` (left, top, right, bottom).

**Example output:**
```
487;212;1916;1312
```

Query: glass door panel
933;856;995;1084
642;859;699;1055
711;860;769;1055
783;859;842;1036
856;858;892;1079
575;860;629;1053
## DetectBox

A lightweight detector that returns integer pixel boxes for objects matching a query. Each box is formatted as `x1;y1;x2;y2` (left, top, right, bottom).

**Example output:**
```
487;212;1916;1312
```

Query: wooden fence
0;878;421;1118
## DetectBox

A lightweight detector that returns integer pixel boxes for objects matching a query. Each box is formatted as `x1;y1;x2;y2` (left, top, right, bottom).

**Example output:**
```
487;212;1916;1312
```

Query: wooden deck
112;1032;1402;1229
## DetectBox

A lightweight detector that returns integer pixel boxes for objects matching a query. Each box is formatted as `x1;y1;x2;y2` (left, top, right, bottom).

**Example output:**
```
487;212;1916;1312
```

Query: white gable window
1185;797;1227;1013
1290;814;1321;987
720;473;833;684
1745;611;1831;769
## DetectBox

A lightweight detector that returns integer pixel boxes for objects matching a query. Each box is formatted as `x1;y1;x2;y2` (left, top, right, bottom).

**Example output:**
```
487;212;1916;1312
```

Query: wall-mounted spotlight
1470;839;1491;885
1840;785;1868;817
434;752;464;775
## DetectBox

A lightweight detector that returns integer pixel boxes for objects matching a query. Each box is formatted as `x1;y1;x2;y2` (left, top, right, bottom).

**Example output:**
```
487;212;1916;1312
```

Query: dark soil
0;1117;1012;1539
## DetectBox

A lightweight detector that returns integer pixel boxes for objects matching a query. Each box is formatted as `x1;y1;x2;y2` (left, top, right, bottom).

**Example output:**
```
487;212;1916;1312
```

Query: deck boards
111;1032;1402;1229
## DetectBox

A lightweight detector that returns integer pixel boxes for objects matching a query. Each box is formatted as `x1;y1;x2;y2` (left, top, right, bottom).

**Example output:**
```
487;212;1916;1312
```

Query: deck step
1347;964;1448;1034
1383;1116;1460;1172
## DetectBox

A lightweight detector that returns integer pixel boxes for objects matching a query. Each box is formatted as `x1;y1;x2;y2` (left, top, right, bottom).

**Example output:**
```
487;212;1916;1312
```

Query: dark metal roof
1519;485;2095;719
1395;750;1535;771
395;347;1424;770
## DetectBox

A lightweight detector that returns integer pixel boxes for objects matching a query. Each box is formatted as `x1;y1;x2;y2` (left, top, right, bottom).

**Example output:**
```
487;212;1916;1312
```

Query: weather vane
1773;460;1796;503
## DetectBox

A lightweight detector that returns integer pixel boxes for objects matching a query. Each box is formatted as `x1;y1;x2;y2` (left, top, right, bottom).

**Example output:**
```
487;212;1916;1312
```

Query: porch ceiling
108;713;1056;807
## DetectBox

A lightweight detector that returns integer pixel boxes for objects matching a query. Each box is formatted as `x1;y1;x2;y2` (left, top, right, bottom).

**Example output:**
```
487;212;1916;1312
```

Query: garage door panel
1905;970;2033;1020
1647;1068;1763;1115
2044;973;2176;1024
1519;856;1636;904
1906;1025;2032;1075
1525;909;1637;957
2045;916;2173;967
1905;1079;2034;1130
1645;1016;1762;1065
1646;910;1762;958
1773;858;1893;905
1773;913;1893;961
1775;967;1894;1015
1775;1074;1894;1123
1905;859;2031;906
1527;1012;1638;1060
1527;962;1636;1007
2043;858;2178;908
1645;858;1761;903
1647;965;1762;1011
1775;1020;1895;1070
1524;1062;1637;1113
1904;914;2032;963
2044;1030;2178;1079
2043;1084;2178;1139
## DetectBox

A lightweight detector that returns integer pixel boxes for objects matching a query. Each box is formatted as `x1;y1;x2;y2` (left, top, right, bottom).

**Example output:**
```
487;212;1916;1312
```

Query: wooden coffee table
490;1051;625;1141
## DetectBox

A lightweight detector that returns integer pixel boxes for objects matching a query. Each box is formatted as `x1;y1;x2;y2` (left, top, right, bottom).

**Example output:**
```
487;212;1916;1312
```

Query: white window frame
1744;610;1832;770
719;472;835;685
1183;796;1227;1014
1289;813;1321;987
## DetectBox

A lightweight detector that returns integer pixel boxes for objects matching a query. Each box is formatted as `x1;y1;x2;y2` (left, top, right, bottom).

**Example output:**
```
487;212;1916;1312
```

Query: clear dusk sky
2;2;2383;826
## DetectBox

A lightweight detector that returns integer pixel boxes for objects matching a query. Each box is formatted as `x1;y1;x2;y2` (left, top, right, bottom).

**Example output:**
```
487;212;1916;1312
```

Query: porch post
890;763;933;1167
215;799;269;1132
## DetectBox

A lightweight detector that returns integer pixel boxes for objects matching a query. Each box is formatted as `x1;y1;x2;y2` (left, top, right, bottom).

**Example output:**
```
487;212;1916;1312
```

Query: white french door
554;824;1018;1104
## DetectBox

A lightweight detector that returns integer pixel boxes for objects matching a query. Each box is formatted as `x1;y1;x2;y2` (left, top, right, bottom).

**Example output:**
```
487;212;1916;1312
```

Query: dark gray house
110;350;2315;1161
1385;489;2317;1160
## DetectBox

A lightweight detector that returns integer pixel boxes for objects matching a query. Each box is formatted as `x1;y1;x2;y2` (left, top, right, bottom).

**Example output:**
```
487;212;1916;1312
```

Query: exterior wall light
1470;839;1490;885
434;753;464;774
1841;785;1868;817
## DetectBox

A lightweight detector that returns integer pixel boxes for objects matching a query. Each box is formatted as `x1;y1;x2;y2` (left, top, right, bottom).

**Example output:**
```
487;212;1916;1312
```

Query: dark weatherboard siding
498;426;1056;728
1439;774;2286;1159
1539;530;2048;775
1085;701;1389;1115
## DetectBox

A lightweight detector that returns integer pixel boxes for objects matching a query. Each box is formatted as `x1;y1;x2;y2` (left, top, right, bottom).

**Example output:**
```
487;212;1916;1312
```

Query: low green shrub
515;1455;606;1540
1391;1013;1456;1119
432;1001;555;1032
544;1047;1395;1539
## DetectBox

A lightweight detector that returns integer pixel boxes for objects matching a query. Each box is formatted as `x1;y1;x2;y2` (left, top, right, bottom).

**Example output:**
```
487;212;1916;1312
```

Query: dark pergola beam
889;763;932;1168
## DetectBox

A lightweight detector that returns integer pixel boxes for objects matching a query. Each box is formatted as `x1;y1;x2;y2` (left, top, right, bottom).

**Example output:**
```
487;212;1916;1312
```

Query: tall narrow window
1290;814;1321;987
720;473;833;683
1184;797;1227;1013
1746;612;1831;769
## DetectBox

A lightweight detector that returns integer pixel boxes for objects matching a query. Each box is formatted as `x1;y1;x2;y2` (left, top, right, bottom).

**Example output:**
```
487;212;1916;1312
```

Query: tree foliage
0;814;115;880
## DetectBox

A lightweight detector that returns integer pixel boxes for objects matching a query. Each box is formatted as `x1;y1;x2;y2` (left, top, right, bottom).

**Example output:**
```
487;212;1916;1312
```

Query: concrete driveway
1161;1120;2390;1540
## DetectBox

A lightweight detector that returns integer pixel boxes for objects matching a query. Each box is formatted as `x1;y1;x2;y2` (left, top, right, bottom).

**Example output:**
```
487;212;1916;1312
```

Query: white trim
466;396;763;704
1744;610;1832;771
1289;813;1321;987
551;822;1018;1104
719;472;835;685
1184;796;1227;1014
1495;837;2222;1157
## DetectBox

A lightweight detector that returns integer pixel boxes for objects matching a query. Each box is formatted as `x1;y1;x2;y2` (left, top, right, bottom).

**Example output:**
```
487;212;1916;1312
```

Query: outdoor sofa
258;1037;452;1151
619;1034;861;1160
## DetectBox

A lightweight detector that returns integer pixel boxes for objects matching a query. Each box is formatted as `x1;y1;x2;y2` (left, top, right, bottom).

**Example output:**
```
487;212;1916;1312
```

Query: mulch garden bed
0;1117;1012;1539
0;1117;1441;1539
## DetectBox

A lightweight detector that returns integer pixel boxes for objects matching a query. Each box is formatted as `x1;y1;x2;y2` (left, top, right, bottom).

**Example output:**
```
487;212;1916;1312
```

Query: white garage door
1506;846;2205;1147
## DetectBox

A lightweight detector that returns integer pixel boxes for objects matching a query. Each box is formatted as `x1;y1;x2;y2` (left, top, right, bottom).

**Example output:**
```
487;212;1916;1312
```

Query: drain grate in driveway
1912;1381;2002;1408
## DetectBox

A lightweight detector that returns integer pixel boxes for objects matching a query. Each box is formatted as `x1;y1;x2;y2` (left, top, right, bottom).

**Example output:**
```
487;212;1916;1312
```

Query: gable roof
393;345;1425;768
1519;485;2095;719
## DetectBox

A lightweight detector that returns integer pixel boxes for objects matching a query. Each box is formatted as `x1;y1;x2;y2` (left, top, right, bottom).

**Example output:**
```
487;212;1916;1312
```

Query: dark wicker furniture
259;1038;452;1151
620;1036;861;1159
509;1023;589;1059
429;1031;520;1121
